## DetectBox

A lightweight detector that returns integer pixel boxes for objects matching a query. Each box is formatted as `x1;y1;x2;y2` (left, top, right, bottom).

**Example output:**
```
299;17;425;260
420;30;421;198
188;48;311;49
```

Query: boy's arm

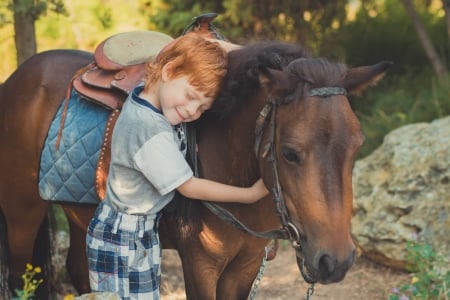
177;177;269;204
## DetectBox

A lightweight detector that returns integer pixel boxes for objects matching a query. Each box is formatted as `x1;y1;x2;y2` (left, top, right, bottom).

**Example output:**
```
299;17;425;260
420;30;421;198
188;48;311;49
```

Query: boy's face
159;74;214;125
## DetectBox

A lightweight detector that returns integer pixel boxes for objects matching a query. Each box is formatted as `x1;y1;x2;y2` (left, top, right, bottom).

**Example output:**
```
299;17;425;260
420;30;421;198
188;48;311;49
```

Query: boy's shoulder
120;99;172;135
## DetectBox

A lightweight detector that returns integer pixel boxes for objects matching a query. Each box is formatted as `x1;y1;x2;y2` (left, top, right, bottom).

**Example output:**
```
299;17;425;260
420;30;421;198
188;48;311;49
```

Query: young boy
86;33;269;299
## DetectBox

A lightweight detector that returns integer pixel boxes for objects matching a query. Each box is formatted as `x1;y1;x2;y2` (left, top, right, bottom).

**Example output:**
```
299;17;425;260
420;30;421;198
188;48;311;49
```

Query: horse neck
197;92;282;230
199;93;265;185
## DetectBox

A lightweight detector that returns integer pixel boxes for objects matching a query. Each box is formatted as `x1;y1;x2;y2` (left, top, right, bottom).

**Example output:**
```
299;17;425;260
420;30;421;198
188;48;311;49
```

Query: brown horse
0;42;390;299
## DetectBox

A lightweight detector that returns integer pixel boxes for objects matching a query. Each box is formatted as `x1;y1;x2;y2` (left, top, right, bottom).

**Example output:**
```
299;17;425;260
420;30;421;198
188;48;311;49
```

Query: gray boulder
352;116;450;269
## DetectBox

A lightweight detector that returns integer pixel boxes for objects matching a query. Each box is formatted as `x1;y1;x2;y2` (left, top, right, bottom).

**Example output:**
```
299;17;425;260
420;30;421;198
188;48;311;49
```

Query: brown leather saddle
69;13;225;111
72;30;174;110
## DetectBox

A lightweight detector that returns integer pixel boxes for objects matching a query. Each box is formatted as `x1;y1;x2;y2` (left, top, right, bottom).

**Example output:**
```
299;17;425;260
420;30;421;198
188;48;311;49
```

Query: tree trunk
444;0;450;40
13;1;37;66
400;0;448;83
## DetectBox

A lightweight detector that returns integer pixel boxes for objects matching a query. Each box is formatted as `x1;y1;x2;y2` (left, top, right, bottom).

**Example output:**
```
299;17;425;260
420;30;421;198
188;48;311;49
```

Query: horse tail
0;209;10;299
32;205;58;299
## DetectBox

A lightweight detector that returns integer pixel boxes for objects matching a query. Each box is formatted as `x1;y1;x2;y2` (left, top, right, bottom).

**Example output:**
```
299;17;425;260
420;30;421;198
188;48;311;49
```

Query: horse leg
2;195;49;295
177;244;223;300
61;204;96;294
216;245;267;300
65;218;91;294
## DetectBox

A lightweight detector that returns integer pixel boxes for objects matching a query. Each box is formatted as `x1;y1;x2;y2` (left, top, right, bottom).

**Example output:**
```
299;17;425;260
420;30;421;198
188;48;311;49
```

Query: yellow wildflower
34;266;42;273
63;294;75;300
411;276;419;284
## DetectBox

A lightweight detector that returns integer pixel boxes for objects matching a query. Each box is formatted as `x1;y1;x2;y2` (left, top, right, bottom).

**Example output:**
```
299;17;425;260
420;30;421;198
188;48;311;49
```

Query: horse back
0;50;93;191
2;50;92;107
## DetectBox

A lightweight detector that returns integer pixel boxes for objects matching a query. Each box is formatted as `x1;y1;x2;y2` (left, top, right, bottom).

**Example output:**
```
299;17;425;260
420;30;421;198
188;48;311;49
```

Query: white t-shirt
105;84;193;217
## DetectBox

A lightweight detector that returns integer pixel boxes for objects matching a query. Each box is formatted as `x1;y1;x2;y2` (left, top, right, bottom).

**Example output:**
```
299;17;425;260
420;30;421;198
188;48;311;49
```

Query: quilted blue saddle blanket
39;90;110;204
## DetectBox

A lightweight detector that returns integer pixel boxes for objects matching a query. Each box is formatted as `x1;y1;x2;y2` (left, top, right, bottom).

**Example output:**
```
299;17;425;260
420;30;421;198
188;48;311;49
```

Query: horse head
253;57;391;284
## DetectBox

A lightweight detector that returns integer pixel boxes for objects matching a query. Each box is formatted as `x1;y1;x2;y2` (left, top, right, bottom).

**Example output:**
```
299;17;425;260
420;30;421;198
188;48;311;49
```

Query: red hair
144;33;227;98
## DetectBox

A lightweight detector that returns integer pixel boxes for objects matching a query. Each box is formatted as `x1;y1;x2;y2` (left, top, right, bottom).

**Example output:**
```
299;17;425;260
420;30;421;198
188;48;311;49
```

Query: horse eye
282;147;300;164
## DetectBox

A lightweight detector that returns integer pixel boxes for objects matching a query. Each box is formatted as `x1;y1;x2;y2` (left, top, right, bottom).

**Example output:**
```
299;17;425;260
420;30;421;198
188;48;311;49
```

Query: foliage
352;68;450;158
141;0;350;47
346;2;450;159
0;0;153;82
11;263;75;299
389;239;450;300
13;264;43;300
322;0;448;75
3;0;66;22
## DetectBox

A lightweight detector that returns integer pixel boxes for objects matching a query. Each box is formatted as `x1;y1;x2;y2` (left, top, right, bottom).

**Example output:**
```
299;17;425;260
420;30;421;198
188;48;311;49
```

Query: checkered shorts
86;201;161;299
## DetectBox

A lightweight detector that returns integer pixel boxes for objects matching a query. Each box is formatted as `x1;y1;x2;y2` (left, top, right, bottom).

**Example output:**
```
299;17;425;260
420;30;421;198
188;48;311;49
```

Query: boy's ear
162;61;174;81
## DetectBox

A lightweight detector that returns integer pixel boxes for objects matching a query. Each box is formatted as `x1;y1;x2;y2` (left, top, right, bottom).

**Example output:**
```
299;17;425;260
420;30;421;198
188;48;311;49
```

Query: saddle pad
39;90;110;204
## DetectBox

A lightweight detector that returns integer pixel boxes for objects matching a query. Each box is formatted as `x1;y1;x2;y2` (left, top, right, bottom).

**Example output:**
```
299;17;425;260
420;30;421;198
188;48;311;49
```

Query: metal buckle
285;222;302;249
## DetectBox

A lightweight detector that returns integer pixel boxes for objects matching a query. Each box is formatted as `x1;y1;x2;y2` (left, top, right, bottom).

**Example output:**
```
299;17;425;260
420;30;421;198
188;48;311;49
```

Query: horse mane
286;57;349;89
211;41;311;117
211;42;349;118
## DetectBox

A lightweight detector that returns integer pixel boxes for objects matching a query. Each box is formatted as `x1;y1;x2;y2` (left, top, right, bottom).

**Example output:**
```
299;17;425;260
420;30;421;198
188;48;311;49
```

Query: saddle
69;13;225;111
72;30;174;110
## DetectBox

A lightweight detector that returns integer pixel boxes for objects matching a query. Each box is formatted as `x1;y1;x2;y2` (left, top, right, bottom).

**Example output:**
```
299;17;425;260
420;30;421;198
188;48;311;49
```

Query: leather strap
95;109;120;200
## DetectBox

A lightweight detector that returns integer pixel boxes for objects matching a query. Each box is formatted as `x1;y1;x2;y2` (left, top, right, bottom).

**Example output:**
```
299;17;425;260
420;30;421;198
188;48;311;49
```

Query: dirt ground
54;229;409;299
160;247;410;300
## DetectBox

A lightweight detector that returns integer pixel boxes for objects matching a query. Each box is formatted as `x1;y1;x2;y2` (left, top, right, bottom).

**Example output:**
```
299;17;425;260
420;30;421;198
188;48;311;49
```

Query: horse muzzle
296;246;356;284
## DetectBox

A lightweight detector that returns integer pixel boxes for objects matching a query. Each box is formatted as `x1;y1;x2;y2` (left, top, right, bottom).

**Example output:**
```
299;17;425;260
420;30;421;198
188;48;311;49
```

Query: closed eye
185;92;194;100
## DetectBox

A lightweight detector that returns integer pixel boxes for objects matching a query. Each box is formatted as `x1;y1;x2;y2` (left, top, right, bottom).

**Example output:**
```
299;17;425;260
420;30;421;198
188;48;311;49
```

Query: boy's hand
250;178;270;203
208;39;241;52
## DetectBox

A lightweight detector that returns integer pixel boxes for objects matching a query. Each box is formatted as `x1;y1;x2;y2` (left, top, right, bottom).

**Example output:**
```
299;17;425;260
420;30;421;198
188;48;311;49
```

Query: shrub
13;264;43;300
389;238;450;300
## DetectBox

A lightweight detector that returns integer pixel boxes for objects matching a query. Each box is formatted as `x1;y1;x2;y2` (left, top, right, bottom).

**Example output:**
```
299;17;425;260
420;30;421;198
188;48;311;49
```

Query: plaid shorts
86;201;161;300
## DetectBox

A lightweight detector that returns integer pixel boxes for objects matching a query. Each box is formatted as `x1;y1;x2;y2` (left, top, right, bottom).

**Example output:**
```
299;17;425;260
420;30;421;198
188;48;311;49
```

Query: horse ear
344;61;393;96
258;67;275;86
258;66;292;96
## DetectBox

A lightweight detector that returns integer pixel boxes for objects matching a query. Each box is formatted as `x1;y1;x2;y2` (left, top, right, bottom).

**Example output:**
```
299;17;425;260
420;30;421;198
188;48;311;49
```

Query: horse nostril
318;253;337;276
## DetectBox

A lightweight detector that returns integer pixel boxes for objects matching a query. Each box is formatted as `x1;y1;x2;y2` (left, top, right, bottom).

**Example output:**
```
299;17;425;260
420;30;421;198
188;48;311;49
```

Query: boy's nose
186;102;200;116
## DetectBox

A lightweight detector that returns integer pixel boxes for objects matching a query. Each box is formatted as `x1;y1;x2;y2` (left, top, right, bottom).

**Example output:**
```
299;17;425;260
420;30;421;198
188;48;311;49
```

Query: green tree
140;0;350;50
8;0;65;65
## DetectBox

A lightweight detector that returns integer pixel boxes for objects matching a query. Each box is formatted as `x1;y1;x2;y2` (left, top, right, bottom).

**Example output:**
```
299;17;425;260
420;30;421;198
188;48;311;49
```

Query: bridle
201;86;348;249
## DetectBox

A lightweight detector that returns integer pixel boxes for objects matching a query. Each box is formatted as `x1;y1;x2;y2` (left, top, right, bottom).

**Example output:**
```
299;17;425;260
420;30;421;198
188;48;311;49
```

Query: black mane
211;41;349;118
211;42;310;117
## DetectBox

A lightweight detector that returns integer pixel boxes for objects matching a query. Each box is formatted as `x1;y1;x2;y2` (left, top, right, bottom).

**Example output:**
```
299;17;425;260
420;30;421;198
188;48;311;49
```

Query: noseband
202;86;348;249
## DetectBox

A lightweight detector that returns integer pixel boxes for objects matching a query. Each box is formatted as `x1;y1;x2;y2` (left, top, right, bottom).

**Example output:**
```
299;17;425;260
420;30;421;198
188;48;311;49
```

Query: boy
86;33;268;299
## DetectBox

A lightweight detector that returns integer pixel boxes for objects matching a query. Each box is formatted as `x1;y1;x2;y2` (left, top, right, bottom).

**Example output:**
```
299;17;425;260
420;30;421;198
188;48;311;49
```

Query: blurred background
0;0;448;158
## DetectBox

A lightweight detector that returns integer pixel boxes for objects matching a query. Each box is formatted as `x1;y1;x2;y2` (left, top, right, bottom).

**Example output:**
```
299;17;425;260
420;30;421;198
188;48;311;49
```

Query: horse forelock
286;58;348;92
211;42;310;118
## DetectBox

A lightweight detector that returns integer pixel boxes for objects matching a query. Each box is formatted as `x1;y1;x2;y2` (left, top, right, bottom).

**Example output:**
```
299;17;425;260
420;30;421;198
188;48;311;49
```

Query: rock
351;116;450;270
74;292;120;299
